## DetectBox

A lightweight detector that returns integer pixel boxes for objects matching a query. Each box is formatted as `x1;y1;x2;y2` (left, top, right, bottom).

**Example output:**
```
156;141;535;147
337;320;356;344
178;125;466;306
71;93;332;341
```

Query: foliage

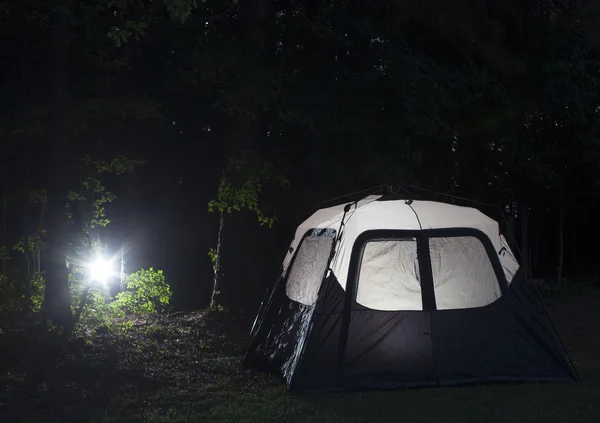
1;0;600;334
111;268;172;315
65;154;145;230
208;302;226;312
64;153;146;332
75;286;114;326
89;0;200;47
70;268;171;338
208;150;289;228
69;96;165;132
207;247;217;272
3;6;600;423
0;271;45;333
185;34;282;118
29;273;46;312
0;271;26;315
12;229;48;256
0;0;177;337
83;154;146;175
206;150;288;309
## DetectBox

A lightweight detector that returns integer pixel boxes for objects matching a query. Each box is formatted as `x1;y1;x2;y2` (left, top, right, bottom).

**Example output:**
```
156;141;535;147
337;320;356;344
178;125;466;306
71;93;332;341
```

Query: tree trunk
1;57;9;274
211;0;273;306
519;202;529;279
42;5;73;329
24;185;31;310
73;286;90;326
20;31;32;308
2;169;6;273
36;199;46;274
556;197;566;287
210;211;225;307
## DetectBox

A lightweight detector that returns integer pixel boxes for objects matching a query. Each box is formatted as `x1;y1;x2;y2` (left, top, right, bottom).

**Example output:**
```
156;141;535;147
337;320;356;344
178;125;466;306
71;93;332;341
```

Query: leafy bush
72;268;171;338
78;287;115;326
0;271;24;315
29;273;45;313
111;268;172;315
0;270;45;315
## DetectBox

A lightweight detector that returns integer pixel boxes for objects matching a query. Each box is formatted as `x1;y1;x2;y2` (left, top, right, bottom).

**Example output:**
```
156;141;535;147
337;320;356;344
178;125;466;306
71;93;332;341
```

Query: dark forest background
2;0;600;324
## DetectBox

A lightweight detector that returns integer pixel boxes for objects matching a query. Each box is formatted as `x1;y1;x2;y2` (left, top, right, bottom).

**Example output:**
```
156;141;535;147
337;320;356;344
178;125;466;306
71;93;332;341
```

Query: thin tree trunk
73;286;90;326
212;0;273;305
520;202;529;278
210;211;225;307
87;186;99;249
24;127;32;307
24;188;31;309
20;31;32;308
42;5;73;329
0;55;10;275
556;198;566;287
37;198;46;274
2;168;6;273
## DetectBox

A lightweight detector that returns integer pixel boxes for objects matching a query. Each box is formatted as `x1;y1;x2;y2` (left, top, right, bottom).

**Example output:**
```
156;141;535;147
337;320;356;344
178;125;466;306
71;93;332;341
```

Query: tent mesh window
429;236;501;310
285;232;335;306
356;238;423;311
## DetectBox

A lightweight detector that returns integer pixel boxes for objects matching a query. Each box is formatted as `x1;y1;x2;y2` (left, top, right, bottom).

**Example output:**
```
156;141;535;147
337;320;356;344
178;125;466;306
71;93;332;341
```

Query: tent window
429;236;501;310
286;234;334;306
356;238;423;311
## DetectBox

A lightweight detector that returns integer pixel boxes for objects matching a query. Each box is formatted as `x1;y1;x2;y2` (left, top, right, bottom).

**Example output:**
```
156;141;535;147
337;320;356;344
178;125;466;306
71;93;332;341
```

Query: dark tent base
243;229;579;394
288;375;576;396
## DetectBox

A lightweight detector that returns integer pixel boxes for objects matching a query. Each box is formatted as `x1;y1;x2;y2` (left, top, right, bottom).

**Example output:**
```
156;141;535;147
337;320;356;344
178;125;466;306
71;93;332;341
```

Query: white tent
244;195;577;393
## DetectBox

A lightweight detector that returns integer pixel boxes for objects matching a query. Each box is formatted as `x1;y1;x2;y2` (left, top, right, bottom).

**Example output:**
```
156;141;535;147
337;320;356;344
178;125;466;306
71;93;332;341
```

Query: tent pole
290;206;352;391
316;184;386;208
242;261;287;361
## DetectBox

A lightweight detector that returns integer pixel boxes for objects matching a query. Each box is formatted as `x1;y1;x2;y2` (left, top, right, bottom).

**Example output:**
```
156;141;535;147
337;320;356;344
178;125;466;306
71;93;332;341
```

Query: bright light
88;256;114;286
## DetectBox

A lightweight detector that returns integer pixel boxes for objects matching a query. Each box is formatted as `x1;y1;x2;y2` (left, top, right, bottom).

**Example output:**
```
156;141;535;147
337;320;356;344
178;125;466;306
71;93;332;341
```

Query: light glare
89;257;114;286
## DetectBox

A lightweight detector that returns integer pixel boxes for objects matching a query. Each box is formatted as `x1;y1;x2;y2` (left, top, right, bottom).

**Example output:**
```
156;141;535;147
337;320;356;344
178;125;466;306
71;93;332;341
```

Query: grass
1;284;599;423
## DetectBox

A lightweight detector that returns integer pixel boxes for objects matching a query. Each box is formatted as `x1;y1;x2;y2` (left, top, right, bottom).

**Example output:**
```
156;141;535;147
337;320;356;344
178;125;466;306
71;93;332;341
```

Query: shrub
110;268;172;315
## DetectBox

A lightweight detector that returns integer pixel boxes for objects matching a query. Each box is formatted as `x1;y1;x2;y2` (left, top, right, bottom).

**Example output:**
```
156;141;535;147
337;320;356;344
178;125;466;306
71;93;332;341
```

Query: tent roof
295;195;498;241
285;195;519;289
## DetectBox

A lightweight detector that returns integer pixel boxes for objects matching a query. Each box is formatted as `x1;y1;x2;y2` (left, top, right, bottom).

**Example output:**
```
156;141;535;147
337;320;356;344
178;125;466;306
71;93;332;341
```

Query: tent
242;195;578;393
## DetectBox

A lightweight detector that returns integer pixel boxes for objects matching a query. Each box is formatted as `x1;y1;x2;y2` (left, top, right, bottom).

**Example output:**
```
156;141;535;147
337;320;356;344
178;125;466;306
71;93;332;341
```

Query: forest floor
1;283;599;423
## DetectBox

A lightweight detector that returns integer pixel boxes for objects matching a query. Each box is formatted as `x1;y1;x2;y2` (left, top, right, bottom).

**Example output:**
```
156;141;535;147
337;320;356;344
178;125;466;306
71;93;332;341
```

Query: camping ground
1;282;598;423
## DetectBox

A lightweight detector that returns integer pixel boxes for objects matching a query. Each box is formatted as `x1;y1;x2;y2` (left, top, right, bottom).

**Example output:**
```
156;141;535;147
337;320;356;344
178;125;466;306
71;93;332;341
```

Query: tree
42;4;75;328
0;0;178;328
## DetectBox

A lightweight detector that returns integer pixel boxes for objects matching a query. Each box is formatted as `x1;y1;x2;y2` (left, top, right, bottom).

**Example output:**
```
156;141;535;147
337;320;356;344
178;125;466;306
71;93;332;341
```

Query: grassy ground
1;285;599;423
